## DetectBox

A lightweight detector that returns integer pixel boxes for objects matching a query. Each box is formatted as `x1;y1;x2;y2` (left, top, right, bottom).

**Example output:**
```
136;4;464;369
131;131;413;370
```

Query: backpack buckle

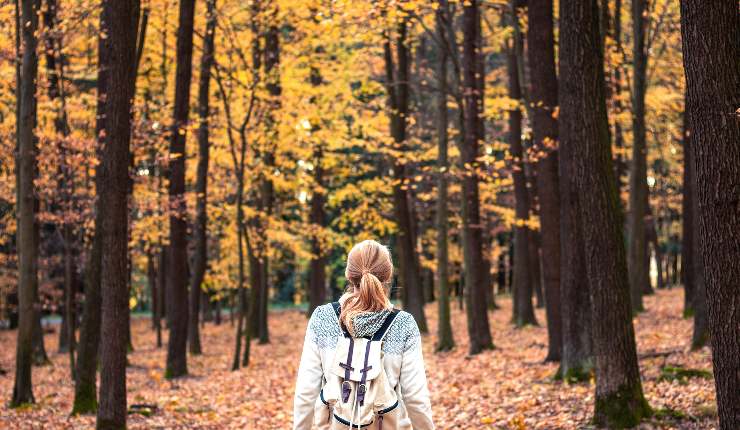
341;380;352;403
357;383;367;406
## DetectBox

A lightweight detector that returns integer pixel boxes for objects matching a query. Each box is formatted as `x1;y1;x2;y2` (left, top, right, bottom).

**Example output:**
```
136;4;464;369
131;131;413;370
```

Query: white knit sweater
293;303;435;429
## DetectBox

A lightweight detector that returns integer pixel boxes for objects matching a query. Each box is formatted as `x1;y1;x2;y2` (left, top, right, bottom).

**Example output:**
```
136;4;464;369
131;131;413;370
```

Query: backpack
314;302;401;429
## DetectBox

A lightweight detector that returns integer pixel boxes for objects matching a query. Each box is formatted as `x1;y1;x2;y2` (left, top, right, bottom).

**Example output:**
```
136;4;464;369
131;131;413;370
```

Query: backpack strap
331;302;351;338
372;308;401;342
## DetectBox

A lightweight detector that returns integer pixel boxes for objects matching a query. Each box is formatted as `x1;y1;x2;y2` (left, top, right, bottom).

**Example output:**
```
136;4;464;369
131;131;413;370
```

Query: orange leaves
0;289;718;429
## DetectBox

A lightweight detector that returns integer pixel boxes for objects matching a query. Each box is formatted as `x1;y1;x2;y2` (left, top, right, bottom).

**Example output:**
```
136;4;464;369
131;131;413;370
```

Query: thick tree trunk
166;0;196;379
460;0;493;354
508;3;537;327
434;0;454;352
627;0;648;313
383;19;428;333
189;0;217;357
12;0;40;407
527;0;562;361
680;5;740;428
95;0;139;427
560;0;650;426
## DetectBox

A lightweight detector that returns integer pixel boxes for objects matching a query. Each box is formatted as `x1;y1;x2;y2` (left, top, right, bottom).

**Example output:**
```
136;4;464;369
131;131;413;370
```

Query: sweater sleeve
292;309;324;430
398;316;435;430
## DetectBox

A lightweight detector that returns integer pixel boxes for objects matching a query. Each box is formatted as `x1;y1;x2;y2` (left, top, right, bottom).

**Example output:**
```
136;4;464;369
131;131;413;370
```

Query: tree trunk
147;251;157;329
627;0;648;313
460;0;493;354
166;0;196;379
308;146;327;316
307;37;327;316
680;8;740;427
383;18;428;333
612;0;627;196
189;0;217;357
527;0;562;362
508;2;537;327
12;0;40;407
95;0;139;426
434;0;454;352
560;0;651;426
155;246;167;347
688;146;707;350
73;1;110;413
680;104;694;317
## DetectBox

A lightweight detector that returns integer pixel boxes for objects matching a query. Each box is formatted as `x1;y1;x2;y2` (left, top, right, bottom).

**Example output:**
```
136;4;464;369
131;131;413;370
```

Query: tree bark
383;18;428;333
308;146;327;316
680;4;740;428
166;0;196;379
612;0;627;196
95;0;139;427
688;147;707;350
627;0;649;313
560;0;651;426
527;0;562;362
307;35;327;316
680;104;694;317
508;1;537;327
12;0;40;407
156;246;167;347
434;0;454;352
189;0;217;357
460;0;493;354
73;1;110;413
254;6;280;345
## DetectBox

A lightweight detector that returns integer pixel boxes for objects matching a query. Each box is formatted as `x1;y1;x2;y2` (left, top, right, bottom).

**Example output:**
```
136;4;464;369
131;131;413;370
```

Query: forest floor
0;288;717;429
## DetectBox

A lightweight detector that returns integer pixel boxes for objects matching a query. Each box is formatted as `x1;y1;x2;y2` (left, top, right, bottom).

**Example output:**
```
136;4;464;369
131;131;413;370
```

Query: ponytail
339;240;394;336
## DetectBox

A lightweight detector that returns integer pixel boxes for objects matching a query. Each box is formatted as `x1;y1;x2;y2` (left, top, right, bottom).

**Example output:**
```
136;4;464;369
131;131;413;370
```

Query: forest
0;0;738;428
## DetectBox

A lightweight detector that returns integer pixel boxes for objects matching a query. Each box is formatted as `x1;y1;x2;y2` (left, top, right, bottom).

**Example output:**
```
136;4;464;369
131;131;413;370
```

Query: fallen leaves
0;289;717;429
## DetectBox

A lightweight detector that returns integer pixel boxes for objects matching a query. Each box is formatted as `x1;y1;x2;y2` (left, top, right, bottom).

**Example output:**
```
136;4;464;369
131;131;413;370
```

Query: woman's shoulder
383;309;422;355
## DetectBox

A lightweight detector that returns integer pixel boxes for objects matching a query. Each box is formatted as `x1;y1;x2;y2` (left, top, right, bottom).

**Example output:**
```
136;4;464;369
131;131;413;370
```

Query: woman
293;240;434;429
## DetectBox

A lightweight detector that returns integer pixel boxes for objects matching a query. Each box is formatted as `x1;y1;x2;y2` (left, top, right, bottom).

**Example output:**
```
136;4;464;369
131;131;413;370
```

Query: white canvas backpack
314;302;402;429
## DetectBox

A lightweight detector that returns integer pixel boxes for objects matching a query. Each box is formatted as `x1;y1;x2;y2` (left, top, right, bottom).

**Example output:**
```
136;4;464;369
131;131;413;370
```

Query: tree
73;0;110;413
680;2;740;427
559;0;651;426
434;0;454;352
688;145;707;350
680;104;694;317
527;0;562;361
95;0;139;426
382;15;428;334
460;0;493;354
508;0;537;327
627;0;649;313
189;0;217;357
166;0;196;379
257;6;281;345
12;0;40;407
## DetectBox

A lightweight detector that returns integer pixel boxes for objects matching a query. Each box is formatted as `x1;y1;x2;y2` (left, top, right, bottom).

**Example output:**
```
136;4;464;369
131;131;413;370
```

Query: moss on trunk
593;383;652;428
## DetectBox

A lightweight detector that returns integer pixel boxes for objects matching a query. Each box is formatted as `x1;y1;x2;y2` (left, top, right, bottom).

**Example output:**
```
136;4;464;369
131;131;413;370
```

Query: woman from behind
293;240;434;429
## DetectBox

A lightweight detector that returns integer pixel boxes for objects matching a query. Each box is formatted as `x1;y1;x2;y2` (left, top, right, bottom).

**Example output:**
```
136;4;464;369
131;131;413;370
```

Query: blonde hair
339;240;393;335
